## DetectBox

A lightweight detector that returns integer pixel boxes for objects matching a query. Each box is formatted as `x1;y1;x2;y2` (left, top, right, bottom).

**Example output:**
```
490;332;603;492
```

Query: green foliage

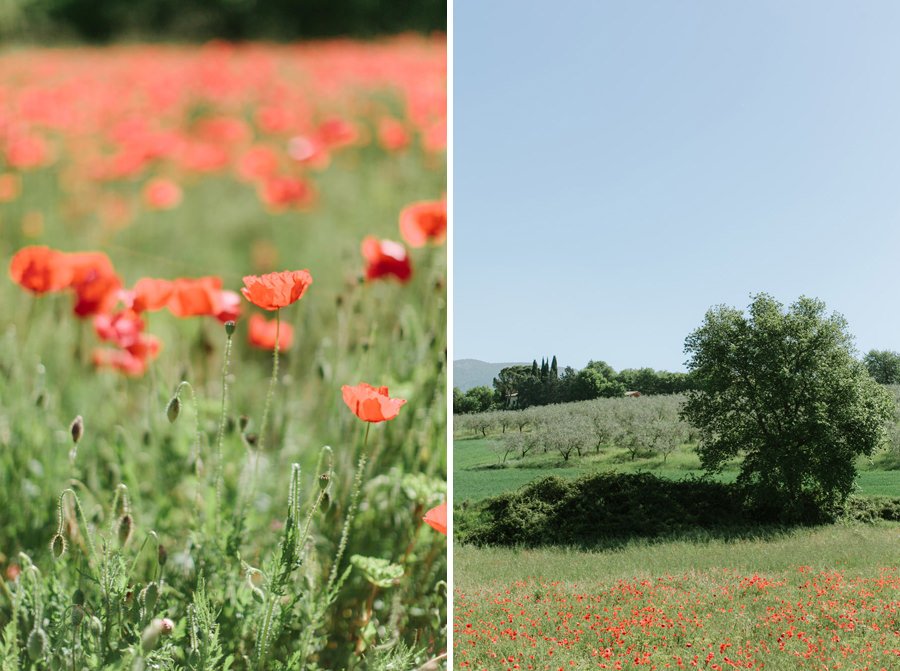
0;0;446;42
863;349;900;384
683;294;894;521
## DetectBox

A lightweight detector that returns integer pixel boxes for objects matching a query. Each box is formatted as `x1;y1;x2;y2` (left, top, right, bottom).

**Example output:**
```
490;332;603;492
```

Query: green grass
455;436;900;502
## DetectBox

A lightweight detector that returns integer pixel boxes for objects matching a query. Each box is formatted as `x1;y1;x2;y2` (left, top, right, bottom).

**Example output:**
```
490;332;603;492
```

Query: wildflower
215;290;242;323
248;313;294;351
8;246;73;294
378;117;410;151
0;173;21;203
94;310;145;348
143;178;182;210
131;278;174;312
241;270;312;311
167;276;223;317
66;251;122;317
361;237;412;283
399;199;447;247
423;502;447;535
341;383;406;423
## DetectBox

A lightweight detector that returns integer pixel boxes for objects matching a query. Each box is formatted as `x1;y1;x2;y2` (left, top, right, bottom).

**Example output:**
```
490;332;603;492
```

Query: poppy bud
239;415;250;432
73;588;85;606
49;533;67;560
71;605;85;627
245;433;258;447
160;617;174;634
166;396;180;423
225;320;235;336
70;415;84;444
157;544;168;568
318;473;330;490
141;620;162;652
27;628;47;661
89;616;102;637
35;392;45;408
117;514;133;546
141;582;159;614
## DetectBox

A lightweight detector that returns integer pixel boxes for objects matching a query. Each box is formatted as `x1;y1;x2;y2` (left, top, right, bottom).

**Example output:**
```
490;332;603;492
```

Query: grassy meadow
453;399;900;670
0;40;446;670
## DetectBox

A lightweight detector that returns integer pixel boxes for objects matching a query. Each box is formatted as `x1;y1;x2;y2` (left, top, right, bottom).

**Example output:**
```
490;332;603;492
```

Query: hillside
453;359;527;391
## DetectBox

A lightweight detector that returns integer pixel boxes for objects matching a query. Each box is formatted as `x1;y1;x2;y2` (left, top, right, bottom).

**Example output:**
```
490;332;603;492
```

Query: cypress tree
550;355;558;381
531;360;539;377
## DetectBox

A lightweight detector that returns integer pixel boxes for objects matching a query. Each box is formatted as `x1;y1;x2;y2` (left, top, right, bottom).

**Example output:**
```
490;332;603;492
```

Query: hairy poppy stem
214;325;234;534
247;310;280;512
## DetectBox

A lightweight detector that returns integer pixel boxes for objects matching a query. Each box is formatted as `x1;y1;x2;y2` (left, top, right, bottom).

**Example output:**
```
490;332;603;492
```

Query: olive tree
682;294;893;520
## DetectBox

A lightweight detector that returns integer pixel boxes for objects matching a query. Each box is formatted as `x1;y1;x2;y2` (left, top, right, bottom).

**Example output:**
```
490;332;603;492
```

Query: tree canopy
682;294;893;520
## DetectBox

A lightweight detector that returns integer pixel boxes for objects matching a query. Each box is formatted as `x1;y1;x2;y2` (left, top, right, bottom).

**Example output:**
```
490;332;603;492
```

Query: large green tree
682;294;893;520
863;349;900;384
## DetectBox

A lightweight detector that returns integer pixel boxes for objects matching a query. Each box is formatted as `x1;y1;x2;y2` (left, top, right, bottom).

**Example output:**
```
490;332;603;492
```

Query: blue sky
454;1;900;372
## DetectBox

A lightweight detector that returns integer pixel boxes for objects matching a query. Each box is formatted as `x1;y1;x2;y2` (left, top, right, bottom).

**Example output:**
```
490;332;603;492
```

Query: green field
454;436;899;502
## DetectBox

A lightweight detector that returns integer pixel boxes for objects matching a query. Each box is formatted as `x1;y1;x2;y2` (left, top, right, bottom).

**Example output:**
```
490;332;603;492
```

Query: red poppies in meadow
8;246;73;294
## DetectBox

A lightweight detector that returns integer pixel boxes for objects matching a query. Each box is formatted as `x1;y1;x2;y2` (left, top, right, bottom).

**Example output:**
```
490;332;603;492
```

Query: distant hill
453;359;528;392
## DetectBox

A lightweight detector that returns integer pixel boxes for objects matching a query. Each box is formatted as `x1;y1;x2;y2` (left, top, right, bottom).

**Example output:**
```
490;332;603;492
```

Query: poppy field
0;37;446;670
454;526;900;671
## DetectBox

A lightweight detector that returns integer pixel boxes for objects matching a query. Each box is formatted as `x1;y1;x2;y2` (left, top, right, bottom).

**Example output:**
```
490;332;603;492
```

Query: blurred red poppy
143;178;182;210
94;310;145;348
423;502;447;535
241;270;312;311
341;383;406;423
257;176;315;211
215;290;242;323
92;348;148;376
9;246;73;294
399;199;446;247
167;276;223;318
131;278;174;312
361;237;412;283
0;173;21;202
67;252;122;317
248;313;294;351
377;118;410;151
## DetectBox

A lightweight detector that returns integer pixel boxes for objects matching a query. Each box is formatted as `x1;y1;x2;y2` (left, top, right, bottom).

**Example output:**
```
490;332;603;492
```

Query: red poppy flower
237;145;279;182
257;176;316;211
143;178;182;210
215;290;242;323
92;348;148;376
423;502;447;535
167;276;223;318
399;199;447;248
94;310;145;348
131;278;174;312
241;270;312;311
66;252;122;317
341;383;406;423
361;237;412;283
377;118;410;151
125;333;162;361
248;313;294;351
9;246;73;294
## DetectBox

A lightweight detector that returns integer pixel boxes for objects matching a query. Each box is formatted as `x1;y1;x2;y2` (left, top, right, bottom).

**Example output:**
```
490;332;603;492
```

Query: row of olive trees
455;395;692;465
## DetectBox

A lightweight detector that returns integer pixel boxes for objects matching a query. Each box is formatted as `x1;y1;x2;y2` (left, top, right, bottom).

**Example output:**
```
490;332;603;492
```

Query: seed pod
70;415;84;444
141;582;159;614
27;628;47;661
117;514;133;547
225;321;235;336
166;396;180;423
49;533;67;560
157;544;168;568
71;605;85;627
